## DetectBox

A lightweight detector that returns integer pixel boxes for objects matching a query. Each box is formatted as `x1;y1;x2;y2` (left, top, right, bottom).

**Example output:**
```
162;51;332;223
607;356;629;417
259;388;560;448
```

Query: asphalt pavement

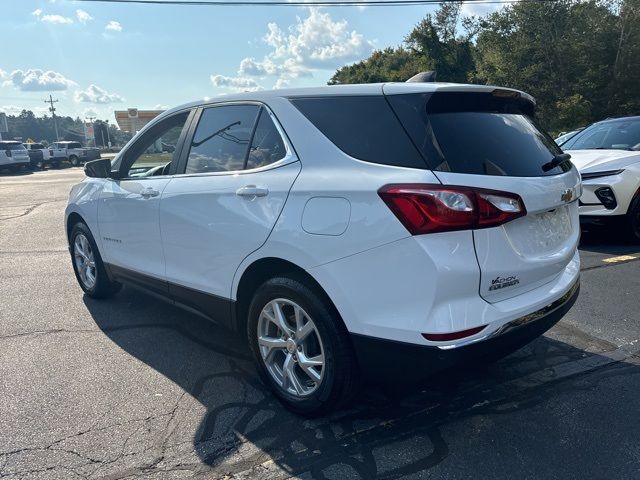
0;166;639;479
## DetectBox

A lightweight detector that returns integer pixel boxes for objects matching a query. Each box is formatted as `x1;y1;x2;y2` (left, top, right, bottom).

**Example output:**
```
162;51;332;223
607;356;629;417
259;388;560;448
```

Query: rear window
68;142;83;149
387;92;571;177
1;143;26;150
30;143;44;149
289;96;427;169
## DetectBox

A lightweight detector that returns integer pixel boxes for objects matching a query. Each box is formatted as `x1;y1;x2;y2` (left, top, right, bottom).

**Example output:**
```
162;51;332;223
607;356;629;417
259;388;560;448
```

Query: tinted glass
30;143;44;149
388;92;569;177
563;118;640;151
290;96;427;169
246;109;287;170
186;105;260;174
69;142;82;149
125;111;189;177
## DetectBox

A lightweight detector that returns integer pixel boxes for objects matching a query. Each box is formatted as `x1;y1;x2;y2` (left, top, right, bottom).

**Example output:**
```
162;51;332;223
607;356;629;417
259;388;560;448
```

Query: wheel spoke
296;320;315;342
297;352;323;383
258;336;288;360
283;354;305;395
272;301;293;337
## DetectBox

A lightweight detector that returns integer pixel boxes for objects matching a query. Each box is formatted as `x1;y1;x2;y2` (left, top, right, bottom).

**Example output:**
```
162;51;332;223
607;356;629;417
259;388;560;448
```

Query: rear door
160;103;300;306
386;88;581;302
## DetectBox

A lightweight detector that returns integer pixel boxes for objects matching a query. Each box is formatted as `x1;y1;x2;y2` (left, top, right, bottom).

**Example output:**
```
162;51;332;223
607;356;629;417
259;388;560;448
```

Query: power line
76;0;559;7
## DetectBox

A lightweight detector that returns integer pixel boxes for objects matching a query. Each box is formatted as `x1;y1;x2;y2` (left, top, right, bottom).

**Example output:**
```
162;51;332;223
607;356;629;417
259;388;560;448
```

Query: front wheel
70;222;121;298
247;276;361;416
626;194;640;243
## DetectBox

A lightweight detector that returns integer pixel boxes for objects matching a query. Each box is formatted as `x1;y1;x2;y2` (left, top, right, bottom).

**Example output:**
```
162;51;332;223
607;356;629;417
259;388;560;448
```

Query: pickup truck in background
23;143;55;169
50;141;101;167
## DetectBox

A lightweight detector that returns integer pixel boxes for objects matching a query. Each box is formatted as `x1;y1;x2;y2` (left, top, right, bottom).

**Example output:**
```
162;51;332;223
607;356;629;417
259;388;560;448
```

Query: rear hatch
385;86;581;302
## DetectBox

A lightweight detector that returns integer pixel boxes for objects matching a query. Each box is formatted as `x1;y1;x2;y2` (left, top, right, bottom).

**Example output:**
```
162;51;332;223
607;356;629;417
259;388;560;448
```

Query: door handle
236;185;269;198
140;187;160;198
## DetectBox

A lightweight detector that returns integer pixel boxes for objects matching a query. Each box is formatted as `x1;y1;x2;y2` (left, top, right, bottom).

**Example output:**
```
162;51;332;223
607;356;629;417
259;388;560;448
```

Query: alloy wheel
257;298;325;397
73;233;97;289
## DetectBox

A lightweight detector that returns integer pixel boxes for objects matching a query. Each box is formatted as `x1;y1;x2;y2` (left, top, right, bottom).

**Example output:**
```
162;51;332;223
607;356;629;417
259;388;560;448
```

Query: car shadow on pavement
83;286;638;479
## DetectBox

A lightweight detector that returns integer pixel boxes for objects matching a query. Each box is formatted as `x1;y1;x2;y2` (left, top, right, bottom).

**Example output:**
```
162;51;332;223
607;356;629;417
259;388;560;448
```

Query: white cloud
264;9;373;69
273;78;289;89
4;69;76;91
1;105;49;116
82;108;99;118
76;9;93;24
210;75;262;92
74;84;125;104
0;69;6;79
32;8;42;17
40;14;73;24
154;104;169;110
105;21;122;32
213;9;371;93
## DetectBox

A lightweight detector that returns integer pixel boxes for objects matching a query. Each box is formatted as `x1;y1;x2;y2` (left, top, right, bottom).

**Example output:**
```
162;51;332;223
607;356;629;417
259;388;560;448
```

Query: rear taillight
5;149;11;158
378;184;526;235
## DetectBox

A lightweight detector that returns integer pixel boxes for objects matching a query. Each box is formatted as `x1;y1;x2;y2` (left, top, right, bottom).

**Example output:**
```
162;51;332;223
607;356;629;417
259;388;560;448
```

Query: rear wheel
69;155;80;167
247;276;361;416
70;222;121;298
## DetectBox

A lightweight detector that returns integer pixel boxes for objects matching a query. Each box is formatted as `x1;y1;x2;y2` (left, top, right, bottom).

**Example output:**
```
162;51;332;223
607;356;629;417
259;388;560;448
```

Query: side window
185;105;259;174
124;111;189;178
246;109;287;169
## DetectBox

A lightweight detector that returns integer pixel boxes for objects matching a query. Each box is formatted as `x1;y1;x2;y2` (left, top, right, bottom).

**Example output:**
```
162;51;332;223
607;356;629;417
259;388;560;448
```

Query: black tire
625;193;640;243
247;276;361;416
69;155;80;167
69;222;121;298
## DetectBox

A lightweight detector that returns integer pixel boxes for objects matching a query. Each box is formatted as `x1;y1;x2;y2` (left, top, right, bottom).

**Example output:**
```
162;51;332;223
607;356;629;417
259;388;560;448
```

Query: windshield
563;118;640;151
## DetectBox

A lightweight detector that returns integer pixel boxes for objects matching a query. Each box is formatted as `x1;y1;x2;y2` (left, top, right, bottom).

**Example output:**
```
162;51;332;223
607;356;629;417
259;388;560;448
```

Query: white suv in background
66;82;581;415
561;116;640;241
0;141;30;172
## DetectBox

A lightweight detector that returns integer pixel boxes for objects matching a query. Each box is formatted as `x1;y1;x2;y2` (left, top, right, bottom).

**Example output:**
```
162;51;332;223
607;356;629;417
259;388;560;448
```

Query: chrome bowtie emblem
561;188;574;203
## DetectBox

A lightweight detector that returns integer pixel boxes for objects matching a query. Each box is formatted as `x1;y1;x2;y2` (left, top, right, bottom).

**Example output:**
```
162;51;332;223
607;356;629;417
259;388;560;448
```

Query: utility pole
44;95;60;141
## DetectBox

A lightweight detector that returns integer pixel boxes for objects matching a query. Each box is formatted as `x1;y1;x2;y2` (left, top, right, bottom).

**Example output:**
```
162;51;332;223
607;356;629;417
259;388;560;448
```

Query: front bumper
350;279;580;384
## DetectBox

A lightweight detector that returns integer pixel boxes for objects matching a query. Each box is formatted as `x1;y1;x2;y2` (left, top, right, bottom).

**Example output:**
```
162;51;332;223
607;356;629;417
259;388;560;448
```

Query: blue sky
1;0;500;123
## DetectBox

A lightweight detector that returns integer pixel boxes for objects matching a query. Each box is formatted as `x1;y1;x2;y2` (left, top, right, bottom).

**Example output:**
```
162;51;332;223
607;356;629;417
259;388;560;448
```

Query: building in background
114;109;164;134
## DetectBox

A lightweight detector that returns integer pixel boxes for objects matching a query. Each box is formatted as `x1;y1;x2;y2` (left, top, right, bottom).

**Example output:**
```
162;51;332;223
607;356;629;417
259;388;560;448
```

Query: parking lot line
602;254;638;263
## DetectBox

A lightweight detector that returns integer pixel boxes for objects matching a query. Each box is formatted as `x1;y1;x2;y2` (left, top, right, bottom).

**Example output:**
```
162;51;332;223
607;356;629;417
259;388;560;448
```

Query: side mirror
84;158;113;178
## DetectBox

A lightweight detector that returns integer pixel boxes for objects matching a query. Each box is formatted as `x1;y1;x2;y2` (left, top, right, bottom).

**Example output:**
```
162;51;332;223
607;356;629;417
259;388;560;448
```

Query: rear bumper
351;279;580;384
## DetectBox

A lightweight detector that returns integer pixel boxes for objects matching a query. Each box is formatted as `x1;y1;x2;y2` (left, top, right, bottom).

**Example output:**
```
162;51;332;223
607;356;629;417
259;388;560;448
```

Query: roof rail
406;71;437;83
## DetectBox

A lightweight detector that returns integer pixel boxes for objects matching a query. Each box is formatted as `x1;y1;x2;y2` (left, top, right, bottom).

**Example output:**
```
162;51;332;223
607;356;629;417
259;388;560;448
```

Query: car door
97;109;194;291
159;103;300;312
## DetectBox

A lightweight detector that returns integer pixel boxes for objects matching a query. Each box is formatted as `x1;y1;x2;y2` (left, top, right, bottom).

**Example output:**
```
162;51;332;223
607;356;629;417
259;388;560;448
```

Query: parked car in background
0;141;30;172
23;142;53;169
562;115;640;241
66;82;581;414
50;141;101;167
555;127;585;146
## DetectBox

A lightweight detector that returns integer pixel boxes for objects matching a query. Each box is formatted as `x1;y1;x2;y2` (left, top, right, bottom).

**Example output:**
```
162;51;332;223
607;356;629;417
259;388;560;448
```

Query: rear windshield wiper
542;153;571;172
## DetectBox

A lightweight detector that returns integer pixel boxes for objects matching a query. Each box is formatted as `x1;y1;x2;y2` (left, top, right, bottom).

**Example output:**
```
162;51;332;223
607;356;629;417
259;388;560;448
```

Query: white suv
0;141;30;172
66;82;581;414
